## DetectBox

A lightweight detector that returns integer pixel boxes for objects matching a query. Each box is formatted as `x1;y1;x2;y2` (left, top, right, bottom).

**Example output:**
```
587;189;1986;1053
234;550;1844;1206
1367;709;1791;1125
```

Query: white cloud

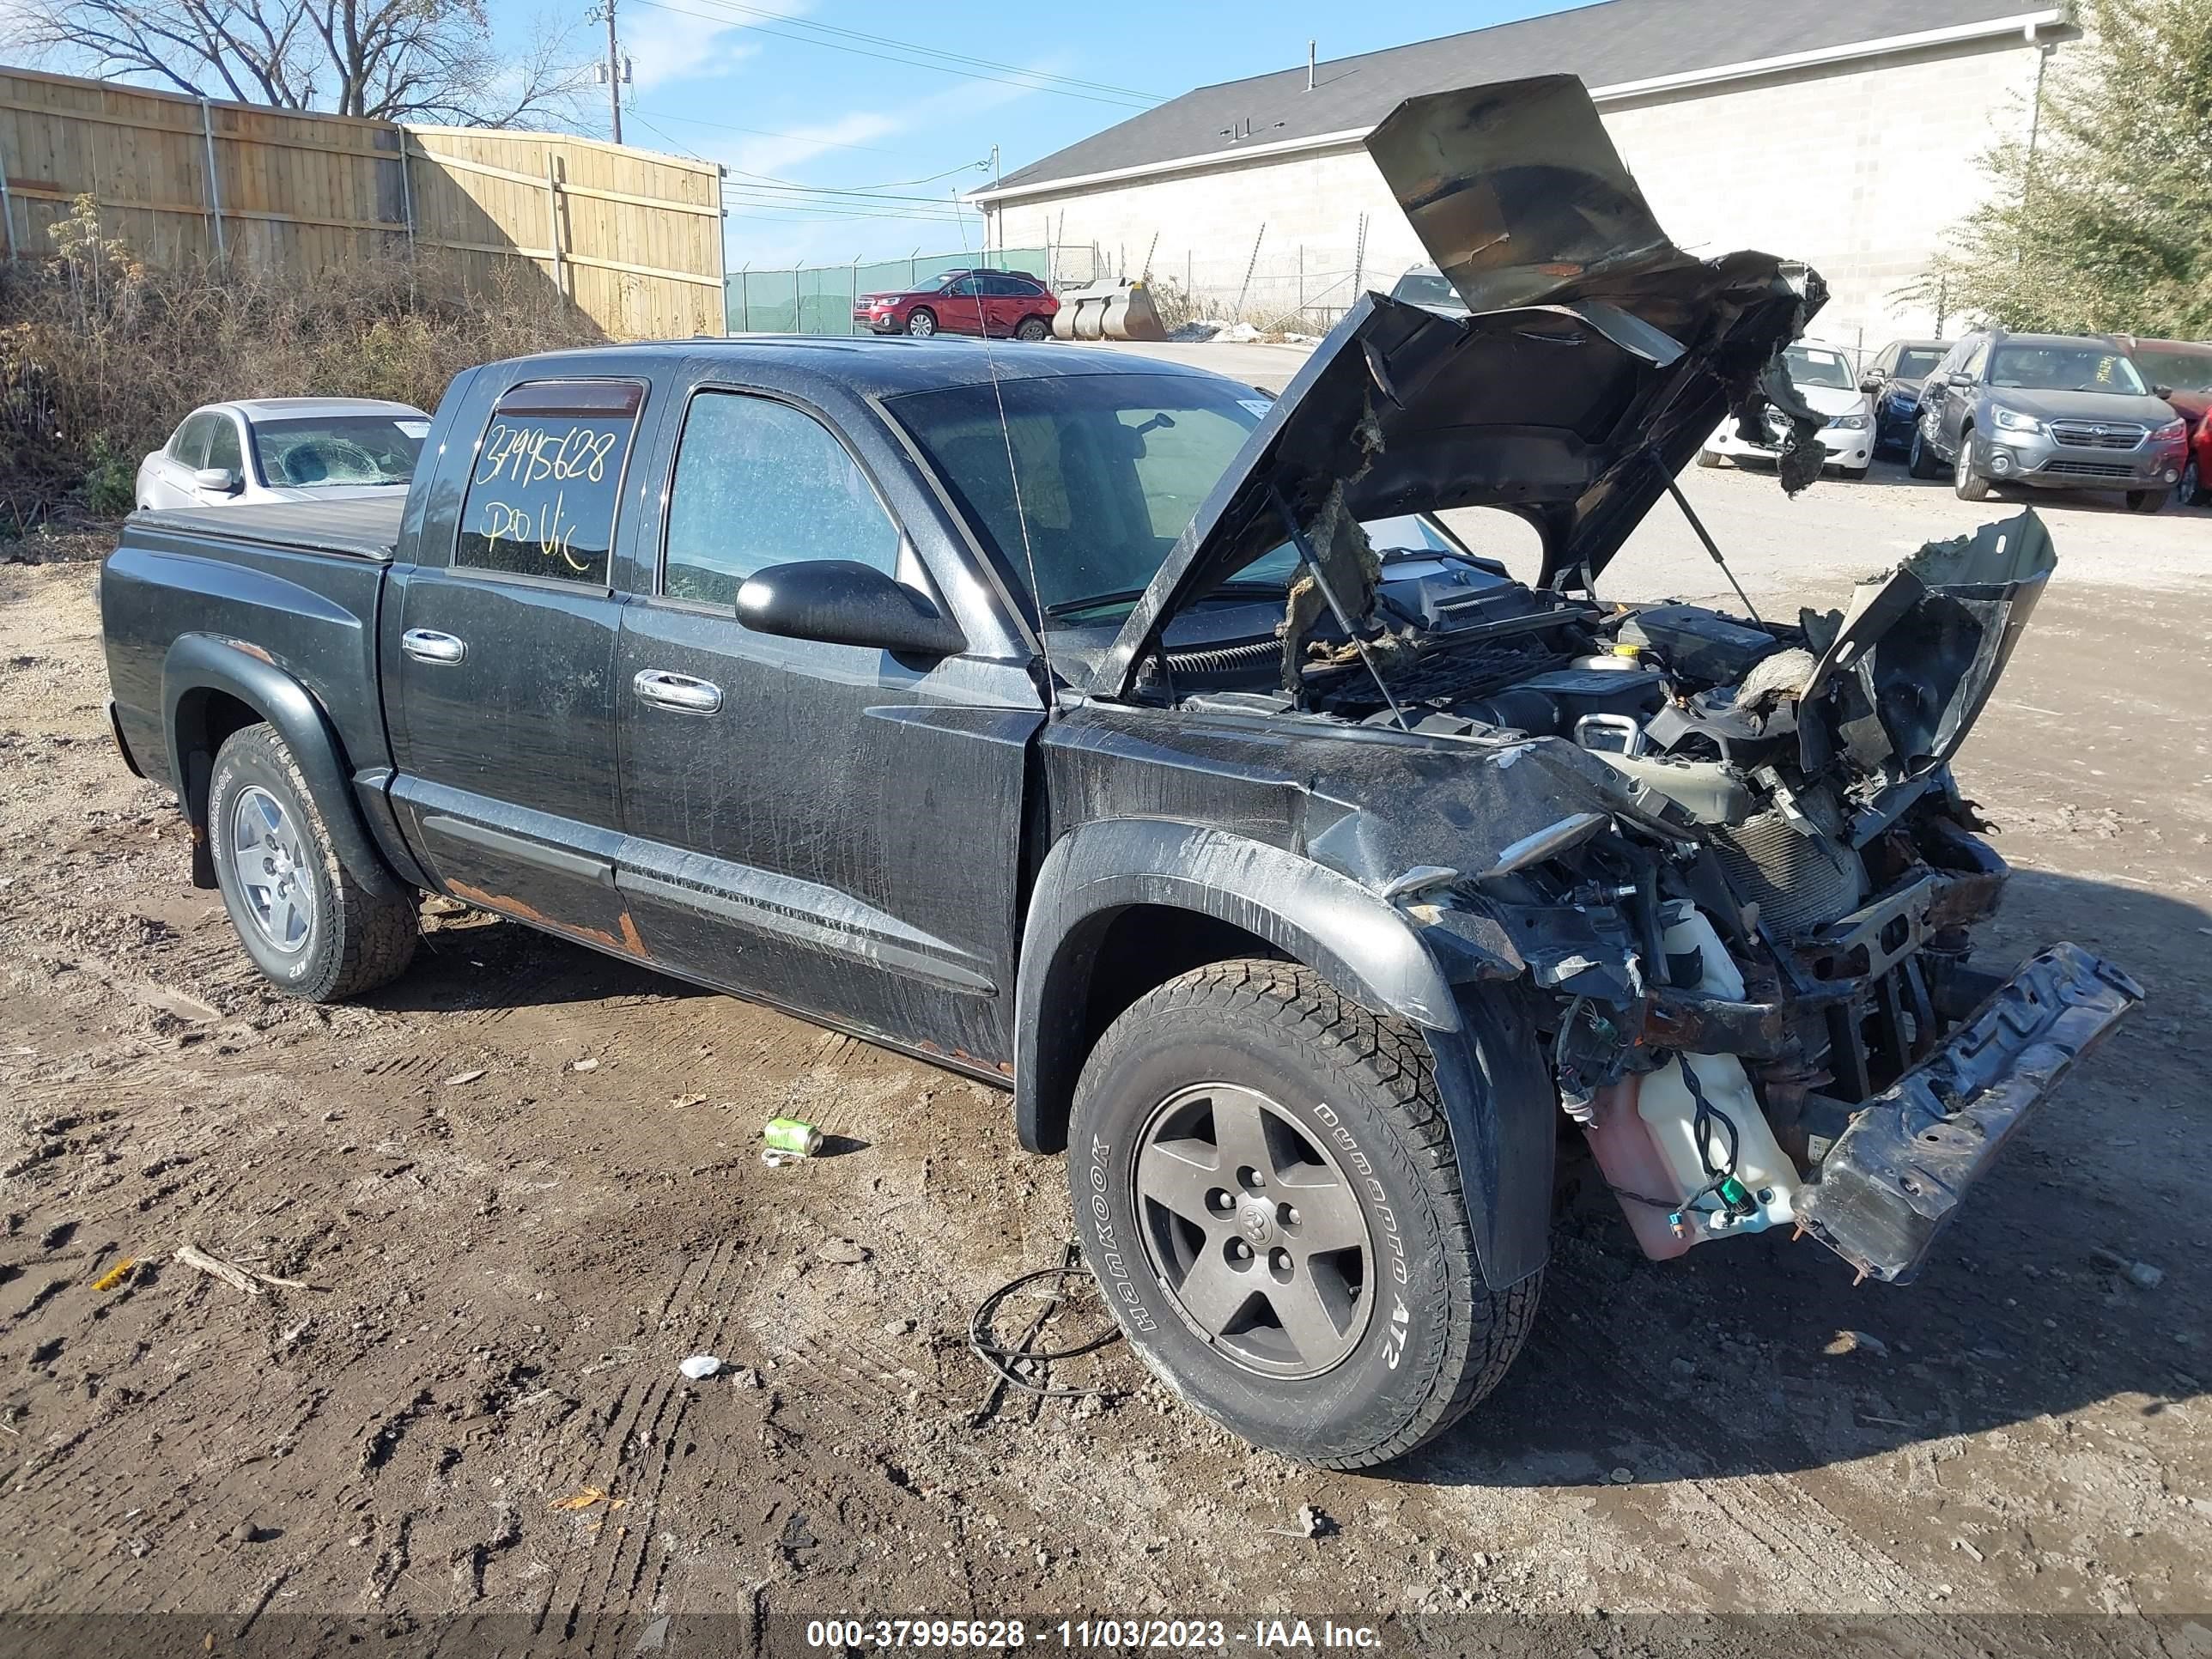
625;0;804;94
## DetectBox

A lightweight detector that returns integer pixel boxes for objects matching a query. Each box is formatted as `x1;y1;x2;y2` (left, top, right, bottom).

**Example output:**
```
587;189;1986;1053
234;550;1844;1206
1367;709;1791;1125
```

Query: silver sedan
136;398;430;511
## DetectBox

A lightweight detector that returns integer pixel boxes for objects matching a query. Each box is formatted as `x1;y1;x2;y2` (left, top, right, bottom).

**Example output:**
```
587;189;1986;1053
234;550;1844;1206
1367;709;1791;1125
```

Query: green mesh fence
727;248;1052;336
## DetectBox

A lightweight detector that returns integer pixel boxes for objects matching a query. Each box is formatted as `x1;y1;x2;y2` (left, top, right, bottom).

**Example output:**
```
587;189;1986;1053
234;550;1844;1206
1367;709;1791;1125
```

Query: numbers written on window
661;392;901;609
455;380;643;585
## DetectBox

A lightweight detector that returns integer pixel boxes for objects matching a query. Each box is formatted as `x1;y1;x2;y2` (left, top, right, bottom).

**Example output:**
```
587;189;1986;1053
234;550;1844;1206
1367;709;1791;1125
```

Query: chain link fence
727;247;1053;335
725;229;1402;338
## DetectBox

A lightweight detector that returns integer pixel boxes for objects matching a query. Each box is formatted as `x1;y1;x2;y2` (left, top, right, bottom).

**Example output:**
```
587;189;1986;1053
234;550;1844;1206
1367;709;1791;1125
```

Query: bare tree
17;0;593;126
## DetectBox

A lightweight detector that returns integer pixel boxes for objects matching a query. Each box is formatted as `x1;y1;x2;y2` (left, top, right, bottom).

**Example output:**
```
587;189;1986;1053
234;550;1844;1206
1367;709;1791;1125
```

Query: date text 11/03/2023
800;1620;1385;1650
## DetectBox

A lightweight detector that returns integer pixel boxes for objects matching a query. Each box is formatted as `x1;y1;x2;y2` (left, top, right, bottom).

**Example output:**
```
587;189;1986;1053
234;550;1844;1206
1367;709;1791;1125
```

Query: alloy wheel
1131;1082;1375;1379
230;784;315;953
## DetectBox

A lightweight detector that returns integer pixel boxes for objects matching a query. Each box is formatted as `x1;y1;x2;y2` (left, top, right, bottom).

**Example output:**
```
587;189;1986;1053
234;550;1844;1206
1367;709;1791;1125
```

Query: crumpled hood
1092;74;1819;701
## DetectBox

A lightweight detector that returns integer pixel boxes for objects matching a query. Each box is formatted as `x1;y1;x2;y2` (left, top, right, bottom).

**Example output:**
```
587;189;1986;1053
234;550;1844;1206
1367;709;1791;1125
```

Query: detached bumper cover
1796;941;2143;1284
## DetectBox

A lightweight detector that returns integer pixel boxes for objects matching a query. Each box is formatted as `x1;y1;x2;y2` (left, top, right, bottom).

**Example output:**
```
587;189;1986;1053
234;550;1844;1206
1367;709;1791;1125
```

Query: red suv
2120;336;2212;507
854;269;1059;341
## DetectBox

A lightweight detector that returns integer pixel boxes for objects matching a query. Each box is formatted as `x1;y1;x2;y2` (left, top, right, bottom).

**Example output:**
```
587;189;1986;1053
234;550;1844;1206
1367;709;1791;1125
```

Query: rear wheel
1068;959;1541;1469
905;308;938;338
1014;315;1050;342
208;723;416;1001
1952;429;1991;501
2125;488;2163;514
1908;424;1945;479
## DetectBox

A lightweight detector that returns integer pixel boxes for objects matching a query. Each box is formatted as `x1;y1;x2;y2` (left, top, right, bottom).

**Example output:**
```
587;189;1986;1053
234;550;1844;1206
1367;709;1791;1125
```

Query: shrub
0;198;605;525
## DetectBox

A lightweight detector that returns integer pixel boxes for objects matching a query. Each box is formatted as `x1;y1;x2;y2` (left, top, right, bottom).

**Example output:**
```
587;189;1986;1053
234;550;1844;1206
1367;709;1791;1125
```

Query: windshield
1785;345;1855;390
253;415;424;487
1988;344;2148;395
1894;347;1945;380
2131;347;2212;395
889;372;1469;624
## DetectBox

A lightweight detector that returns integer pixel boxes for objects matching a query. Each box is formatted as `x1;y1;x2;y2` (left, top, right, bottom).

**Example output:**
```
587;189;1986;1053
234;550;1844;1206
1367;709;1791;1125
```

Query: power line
629;105;916;156
678;0;1165;103
627;0;1158;108
722;159;988;192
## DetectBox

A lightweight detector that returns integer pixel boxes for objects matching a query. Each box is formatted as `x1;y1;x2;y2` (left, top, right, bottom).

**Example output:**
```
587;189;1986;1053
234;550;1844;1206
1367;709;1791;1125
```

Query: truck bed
127;495;404;562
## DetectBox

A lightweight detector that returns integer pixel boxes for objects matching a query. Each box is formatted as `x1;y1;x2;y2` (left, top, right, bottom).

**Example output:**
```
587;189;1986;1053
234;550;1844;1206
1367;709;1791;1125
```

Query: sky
564;0;1571;271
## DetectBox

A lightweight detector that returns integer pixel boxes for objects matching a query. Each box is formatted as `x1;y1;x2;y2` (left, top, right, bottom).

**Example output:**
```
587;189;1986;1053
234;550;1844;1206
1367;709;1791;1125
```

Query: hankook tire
207;723;417;1001
1069;958;1541;1470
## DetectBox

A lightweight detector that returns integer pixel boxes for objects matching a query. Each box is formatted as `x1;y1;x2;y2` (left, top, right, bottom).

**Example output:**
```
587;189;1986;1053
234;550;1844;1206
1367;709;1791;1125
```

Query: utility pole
598;0;623;145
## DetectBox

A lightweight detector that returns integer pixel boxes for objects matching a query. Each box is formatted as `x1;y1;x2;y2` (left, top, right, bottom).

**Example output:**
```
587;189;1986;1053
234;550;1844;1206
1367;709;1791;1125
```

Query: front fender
162;634;406;900
1016;818;1551;1290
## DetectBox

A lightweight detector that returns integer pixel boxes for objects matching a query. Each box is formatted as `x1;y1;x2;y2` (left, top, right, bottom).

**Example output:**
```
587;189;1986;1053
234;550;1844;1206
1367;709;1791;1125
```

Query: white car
136;398;431;511
1698;343;1875;480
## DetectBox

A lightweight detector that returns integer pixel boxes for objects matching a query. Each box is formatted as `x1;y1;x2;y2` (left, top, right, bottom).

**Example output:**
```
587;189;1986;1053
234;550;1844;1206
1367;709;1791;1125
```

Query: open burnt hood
1092;75;1819;702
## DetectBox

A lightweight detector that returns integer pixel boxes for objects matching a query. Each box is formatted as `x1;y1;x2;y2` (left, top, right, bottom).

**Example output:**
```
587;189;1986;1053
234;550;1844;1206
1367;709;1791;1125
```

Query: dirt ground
2;461;2209;1652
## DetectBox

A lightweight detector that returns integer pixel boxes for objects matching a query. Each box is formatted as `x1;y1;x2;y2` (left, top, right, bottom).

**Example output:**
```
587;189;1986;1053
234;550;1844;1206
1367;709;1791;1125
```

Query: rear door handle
402;629;466;665
633;669;723;715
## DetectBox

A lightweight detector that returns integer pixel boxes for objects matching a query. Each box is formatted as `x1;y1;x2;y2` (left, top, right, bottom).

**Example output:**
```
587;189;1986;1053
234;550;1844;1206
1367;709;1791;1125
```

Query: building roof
981;0;2060;201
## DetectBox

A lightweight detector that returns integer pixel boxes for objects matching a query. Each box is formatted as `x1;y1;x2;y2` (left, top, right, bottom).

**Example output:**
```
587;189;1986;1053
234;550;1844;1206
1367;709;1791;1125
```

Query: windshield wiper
1045;579;1284;618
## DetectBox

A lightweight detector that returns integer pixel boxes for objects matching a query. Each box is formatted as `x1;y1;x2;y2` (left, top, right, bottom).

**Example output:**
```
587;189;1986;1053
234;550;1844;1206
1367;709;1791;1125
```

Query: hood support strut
1648;450;1763;626
1267;482;1413;732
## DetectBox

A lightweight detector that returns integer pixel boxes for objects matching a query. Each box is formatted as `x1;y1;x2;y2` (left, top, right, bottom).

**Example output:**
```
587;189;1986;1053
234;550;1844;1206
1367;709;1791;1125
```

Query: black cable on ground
967;1241;1124;1401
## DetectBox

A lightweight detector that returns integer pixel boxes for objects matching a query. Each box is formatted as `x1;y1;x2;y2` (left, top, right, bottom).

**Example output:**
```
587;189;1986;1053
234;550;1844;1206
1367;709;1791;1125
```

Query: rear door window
454;380;643;585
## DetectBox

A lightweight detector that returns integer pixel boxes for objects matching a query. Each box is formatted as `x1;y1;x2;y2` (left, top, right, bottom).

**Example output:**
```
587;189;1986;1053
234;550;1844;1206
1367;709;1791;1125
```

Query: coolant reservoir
1580;903;1800;1260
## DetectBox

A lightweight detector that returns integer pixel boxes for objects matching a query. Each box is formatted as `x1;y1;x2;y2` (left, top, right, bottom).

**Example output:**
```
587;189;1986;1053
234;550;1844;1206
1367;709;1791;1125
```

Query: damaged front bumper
1792;941;2143;1284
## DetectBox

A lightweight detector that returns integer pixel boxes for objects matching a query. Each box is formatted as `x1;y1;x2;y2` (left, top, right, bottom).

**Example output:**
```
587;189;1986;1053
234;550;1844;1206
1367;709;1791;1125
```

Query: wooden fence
0;65;728;339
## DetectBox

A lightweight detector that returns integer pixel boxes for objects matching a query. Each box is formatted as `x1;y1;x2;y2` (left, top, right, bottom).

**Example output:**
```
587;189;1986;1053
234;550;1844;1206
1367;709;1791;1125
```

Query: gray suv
1908;328;2188;512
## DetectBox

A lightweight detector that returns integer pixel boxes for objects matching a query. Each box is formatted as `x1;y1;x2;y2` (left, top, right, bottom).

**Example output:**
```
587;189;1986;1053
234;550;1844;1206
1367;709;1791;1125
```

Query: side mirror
736;560;966;659
1858;376;1885;394
192;467;243;495
1947;373;1973;387
2153;385;2175;400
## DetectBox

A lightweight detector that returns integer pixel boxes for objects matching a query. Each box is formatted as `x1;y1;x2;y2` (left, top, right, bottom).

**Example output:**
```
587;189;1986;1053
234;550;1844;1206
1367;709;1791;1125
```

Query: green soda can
763;1117;823;1158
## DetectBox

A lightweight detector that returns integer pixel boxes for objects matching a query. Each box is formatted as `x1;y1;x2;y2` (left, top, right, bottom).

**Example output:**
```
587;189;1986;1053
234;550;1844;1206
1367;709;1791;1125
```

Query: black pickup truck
100;77;2139;1469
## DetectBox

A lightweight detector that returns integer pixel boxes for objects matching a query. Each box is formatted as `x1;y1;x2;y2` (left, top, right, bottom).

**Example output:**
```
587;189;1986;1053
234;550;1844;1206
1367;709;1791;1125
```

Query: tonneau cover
129;495;405;562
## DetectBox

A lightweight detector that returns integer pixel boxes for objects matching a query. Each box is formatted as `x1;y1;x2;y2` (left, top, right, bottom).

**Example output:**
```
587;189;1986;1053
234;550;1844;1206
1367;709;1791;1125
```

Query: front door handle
402;628;466;665
633;669;723;715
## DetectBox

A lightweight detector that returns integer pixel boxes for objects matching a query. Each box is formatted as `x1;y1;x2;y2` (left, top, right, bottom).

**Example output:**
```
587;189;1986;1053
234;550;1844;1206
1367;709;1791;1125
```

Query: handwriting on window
459;415;633;583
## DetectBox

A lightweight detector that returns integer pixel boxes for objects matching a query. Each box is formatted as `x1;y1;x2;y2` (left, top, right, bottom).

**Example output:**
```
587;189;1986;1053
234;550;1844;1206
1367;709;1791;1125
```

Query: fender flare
1014;818;1550;1290
161;634;406;901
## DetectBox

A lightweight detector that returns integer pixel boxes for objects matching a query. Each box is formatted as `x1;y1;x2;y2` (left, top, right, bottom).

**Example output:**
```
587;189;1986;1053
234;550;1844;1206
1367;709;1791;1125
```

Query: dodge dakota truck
99;76;2141;1470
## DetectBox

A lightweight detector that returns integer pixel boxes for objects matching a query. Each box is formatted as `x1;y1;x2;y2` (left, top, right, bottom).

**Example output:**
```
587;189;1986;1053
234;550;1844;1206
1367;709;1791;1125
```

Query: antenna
950;187;1060;714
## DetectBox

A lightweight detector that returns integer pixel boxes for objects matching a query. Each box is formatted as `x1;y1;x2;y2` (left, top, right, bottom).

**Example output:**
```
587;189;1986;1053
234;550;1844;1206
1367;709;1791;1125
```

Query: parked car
137;398;429;511
1389;263;1469;315
2117;335;2212;507
1907;330;2188;511
854;268;1058;340
101;75;2138;1471
1698;343;1875;478
1861;338;1949;455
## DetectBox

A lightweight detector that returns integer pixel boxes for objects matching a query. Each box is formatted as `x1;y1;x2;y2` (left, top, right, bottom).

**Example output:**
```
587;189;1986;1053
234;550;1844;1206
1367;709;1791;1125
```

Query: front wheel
1068;959;1541;1469
208;723;417;1001
1953;433;1991;501
2125;488;2163;514
1838;463;1870;482
1908;425;1945;479
1695;448;1723;469
2179;459;2203;509
904;307;938;337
